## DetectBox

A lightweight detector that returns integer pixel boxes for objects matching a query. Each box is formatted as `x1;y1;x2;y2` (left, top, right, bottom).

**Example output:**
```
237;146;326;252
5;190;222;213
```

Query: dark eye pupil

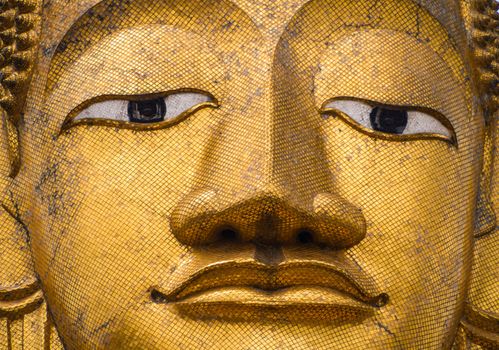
127;98;166;123
369;107;408;134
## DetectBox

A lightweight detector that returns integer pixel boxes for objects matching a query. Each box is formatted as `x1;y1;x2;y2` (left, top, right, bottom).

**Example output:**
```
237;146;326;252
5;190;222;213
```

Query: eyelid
61;89;219;134
320;96;457;147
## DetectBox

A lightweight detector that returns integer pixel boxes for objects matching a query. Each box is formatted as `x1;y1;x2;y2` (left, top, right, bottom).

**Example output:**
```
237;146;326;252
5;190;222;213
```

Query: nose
170;188;366;249
170;50;366;250
170;94;366;250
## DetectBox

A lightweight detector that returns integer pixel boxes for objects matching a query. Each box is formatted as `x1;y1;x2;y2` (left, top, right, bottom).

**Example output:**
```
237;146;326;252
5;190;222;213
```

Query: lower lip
154;286;377;323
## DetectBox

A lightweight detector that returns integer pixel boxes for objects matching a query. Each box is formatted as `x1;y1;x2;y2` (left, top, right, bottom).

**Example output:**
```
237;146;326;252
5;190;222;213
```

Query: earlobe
0;203;41;312
0;109;39;302
0;108;44;342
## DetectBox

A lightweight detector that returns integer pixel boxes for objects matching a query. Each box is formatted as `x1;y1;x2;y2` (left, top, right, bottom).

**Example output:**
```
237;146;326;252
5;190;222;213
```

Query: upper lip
151;246;388;308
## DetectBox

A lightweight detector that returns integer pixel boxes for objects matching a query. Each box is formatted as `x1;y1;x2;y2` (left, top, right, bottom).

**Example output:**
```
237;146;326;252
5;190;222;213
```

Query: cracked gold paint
0;0;497;349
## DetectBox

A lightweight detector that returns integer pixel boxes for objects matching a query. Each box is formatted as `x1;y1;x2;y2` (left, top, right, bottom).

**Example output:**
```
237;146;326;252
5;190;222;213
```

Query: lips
150;245;388;322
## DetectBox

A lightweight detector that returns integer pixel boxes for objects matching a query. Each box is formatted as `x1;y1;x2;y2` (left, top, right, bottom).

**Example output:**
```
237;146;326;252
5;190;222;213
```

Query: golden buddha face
10;0;486;348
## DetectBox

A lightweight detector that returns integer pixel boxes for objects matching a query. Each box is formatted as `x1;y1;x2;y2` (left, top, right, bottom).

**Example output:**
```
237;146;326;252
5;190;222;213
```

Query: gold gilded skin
0;0;497;349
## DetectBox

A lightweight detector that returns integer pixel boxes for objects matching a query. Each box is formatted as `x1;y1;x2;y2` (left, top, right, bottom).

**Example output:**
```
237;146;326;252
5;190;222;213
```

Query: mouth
150;246;388;323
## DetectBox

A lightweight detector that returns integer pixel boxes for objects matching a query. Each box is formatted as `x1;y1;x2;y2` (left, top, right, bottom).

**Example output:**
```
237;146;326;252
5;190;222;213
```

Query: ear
456;114;499;348
454;1;499;347
0;0;46;337
0;107;43;329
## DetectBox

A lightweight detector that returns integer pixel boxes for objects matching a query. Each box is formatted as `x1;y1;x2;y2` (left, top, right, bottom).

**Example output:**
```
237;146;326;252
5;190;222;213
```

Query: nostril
150;288;168;303
217;228;239;243
296;230;314;244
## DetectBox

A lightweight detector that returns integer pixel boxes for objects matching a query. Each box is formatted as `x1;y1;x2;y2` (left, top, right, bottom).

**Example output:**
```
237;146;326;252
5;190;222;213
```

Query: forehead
40;0;469;93
41;0;466;48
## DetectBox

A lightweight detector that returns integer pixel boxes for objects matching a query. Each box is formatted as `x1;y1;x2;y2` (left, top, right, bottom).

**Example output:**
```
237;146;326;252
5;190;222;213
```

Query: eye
322;99;455;144
67;91;216;130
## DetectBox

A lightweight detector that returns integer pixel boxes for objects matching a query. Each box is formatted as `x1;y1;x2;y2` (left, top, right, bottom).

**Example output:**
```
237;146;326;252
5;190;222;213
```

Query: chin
86;299;442;350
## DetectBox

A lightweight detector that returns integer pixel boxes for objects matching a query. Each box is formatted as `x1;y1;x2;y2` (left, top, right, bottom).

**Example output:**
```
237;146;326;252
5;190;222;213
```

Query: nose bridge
269;55;335;208
193;87;272;202
194;55;333;209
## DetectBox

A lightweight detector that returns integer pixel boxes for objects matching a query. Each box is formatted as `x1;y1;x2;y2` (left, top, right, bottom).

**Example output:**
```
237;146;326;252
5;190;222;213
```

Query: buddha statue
0;0;497;348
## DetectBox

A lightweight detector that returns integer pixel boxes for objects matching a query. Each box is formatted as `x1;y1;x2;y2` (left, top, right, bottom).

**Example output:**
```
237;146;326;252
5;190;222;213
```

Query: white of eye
74;92;214;123
324;99;452;139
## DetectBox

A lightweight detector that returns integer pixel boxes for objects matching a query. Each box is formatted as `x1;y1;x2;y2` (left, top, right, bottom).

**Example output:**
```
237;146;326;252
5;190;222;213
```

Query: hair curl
0;0;39;121
470;0;498;118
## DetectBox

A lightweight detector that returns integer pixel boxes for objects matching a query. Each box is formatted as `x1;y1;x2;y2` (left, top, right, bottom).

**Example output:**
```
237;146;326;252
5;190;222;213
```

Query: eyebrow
276;0;474;122
46;1;135;94
45;0;258;95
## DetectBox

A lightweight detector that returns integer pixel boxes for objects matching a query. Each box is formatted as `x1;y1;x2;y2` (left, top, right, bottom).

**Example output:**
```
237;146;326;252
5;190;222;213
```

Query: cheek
323;117;479;329
28;124;212;340
323;117;479;247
